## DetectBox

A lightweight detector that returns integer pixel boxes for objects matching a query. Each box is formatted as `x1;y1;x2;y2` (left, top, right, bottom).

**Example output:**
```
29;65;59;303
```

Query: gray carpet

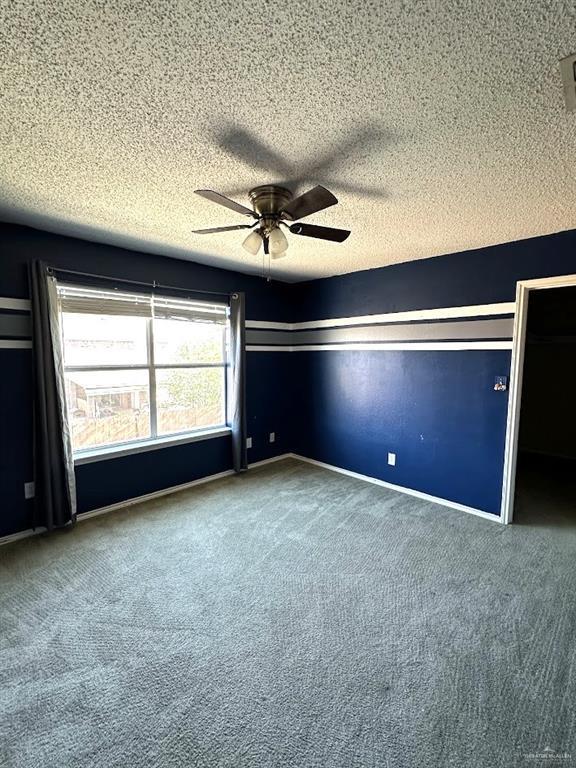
1;457;576;767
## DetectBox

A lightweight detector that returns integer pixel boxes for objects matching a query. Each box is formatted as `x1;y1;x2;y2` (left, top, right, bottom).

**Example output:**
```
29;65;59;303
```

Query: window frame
60;294;231;460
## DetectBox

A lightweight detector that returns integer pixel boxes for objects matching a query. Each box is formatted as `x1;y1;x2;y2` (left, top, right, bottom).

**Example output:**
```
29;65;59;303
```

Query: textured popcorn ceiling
1;1;575;282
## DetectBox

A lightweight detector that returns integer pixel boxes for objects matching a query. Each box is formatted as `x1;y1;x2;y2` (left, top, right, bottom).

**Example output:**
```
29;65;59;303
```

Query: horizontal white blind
153;296;228;324
58;285;152;317
57;284;228;323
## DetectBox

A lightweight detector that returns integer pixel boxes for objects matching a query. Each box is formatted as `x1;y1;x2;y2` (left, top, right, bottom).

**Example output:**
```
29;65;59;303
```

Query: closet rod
47;266;234;299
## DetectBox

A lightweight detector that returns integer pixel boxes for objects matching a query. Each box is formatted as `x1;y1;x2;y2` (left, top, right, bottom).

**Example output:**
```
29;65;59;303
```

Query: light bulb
242;230;263;255
268;227;288;258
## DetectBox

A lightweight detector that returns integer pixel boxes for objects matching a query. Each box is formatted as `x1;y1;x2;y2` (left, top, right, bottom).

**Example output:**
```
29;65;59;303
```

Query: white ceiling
1;1;575;282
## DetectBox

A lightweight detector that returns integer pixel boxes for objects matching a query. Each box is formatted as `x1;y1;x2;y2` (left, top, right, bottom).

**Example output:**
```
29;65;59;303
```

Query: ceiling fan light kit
241;229;263;255
193;184;350;265
268;226;288;257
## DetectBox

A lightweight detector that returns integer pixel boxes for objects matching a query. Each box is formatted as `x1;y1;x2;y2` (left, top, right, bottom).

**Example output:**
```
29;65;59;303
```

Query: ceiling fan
192;184;350;258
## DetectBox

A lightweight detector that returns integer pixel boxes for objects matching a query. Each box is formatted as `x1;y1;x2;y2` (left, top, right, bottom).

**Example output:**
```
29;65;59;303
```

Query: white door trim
500;273;576;524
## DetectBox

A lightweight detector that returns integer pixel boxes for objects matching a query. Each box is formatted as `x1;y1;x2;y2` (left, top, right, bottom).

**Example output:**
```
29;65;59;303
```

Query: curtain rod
47;266;235;299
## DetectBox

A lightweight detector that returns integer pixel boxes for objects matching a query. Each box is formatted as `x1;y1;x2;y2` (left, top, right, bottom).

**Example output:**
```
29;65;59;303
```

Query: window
57;284;229;453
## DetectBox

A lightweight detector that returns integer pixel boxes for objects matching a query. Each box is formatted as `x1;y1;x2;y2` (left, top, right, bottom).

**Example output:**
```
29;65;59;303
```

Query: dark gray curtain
29;261;77;531
229;292;247;472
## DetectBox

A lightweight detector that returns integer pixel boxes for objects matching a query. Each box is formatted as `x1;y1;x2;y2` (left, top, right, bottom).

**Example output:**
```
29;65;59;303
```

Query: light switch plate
246;437;252;449
24;481;35;499
269;432;275;443
388;453;396;466
494;376;508;391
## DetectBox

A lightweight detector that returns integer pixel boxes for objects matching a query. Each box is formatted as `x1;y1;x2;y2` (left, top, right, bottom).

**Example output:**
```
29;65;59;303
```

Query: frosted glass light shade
242;230;262;255
269;227;288;257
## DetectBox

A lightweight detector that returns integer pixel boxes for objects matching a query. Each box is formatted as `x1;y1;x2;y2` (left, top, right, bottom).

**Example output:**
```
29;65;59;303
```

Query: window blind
57;285;152;317
152;296;228;324
57;284;228;323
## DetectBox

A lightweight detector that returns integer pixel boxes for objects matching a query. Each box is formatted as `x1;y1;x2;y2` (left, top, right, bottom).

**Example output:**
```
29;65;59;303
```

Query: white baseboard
248;453;292;469
0;453;293;546
0;449;499;546
78;469;236;521
0;525;48;546
73;453;293;522
289;453;502;523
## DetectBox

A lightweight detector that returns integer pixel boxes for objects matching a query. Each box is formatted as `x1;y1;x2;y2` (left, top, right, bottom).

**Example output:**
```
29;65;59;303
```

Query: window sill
73;426;232;465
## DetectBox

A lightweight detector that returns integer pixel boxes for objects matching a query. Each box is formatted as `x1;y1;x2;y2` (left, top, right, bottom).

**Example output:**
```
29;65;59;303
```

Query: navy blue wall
246;352;296;464
0;223;292;537
290;229;576;516
294;229;576;320
0;224;293;321
3;223;576;535
292;350;510;514
75;436;233;512
0;349;34;537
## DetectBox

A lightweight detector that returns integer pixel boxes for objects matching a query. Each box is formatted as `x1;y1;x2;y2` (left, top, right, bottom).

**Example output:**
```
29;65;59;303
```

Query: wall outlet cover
388;452;396;466
24;481;35;499
269;432;275;443
246;437;252;449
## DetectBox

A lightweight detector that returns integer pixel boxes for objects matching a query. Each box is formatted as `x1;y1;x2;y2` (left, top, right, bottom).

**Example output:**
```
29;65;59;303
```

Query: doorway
501;274;576;524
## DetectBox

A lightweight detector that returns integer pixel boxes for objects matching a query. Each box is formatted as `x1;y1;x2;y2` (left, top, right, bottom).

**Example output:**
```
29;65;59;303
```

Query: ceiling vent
560;53;576;112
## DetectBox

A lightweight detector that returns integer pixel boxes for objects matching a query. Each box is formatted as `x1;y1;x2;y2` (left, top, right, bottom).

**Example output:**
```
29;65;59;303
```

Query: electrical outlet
24;481;35;499
388;453;396;467
246;437;252;449
269;432;275;443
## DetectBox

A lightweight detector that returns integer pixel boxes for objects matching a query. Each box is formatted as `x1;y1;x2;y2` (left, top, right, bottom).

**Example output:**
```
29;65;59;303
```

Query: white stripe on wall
246;302;515;332
245;319;292;330
1;338;513;354
247;340;513;352
0;297;31;311
2;298;514;329
0;297;515;354
0;296;30;312
0;340;32;349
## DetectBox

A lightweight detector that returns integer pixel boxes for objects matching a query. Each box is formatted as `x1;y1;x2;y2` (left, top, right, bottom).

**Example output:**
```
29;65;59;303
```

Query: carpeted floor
1;457;576;767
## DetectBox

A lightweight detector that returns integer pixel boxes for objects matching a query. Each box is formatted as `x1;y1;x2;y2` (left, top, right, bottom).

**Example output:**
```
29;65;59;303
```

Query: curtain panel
229;292;247;473
29;261;77;531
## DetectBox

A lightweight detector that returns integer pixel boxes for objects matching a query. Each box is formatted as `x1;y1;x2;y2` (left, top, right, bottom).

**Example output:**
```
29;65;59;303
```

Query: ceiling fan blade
289;223;350;243
281;186;338;221
194;189;257;218
192;224;255;234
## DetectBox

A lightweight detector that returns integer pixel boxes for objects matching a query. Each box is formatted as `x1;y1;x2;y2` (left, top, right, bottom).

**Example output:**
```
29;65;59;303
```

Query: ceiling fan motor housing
248;185;293;219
